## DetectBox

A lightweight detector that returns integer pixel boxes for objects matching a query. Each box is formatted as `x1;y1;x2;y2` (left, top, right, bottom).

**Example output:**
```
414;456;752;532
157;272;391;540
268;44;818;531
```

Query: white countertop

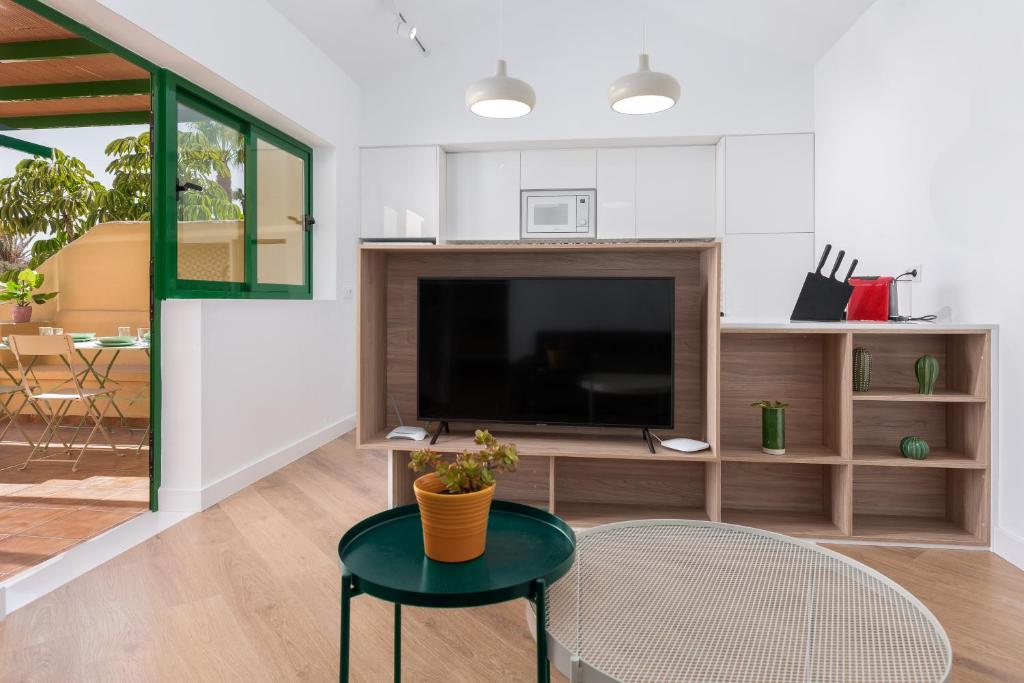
721;319;996;332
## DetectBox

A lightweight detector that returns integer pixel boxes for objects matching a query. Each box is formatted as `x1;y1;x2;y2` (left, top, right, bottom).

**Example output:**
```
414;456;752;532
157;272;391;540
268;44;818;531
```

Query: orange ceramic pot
413;473;494;563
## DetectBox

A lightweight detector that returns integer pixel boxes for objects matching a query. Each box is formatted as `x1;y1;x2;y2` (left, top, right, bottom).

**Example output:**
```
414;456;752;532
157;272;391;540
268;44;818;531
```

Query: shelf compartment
554;457;712;527
721;461;849;538
853;401;988;466
852;466;988;544
721;332;849;459
852;388;984;403
851;333;988;399
556;502;710;529
720;443;841;464
493;455;551;510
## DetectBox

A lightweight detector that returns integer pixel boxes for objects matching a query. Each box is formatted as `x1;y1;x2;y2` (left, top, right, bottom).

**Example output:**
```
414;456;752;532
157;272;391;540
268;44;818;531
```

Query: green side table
338;500;576;683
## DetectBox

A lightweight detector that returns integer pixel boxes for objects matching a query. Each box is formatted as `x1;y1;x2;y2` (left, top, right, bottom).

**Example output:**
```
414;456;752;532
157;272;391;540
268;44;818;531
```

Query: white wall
360;1;813;147
45;0;361;508
815;0;1024;565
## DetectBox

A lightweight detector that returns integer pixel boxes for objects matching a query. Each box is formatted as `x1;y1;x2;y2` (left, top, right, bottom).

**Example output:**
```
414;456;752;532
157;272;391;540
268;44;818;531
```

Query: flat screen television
417;277;674;429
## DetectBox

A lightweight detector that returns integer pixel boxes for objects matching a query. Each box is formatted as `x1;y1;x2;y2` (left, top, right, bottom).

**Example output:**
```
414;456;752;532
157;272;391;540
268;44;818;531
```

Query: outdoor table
337;500;576;683
0;338;150;450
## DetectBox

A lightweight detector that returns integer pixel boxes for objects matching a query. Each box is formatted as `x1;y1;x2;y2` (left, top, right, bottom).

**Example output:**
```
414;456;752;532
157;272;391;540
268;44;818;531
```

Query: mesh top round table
532;520;951;683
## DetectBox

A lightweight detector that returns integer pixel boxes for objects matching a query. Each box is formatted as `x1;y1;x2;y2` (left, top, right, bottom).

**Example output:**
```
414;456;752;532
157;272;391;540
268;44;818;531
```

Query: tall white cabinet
360;146;442;241
445;151;521;242
636;146;718;239
596;148;637;240
719;133;816;320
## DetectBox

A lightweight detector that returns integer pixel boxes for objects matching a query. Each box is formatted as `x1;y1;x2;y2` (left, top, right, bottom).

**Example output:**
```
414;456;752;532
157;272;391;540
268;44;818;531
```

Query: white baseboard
993;527;1024;571
156;487;203;512
199;414;356;509
0;509;192;617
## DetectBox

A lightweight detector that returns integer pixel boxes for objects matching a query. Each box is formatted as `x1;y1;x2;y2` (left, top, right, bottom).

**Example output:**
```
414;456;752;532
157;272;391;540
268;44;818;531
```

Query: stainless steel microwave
521;190;596;239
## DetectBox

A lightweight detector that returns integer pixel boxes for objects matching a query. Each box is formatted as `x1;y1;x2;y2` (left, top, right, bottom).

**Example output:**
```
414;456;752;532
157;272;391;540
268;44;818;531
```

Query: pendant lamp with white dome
466;0;535;118
609;26;680;114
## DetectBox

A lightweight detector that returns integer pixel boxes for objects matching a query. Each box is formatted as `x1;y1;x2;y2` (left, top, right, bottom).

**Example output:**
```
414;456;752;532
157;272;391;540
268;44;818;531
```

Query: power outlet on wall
342;286;354;300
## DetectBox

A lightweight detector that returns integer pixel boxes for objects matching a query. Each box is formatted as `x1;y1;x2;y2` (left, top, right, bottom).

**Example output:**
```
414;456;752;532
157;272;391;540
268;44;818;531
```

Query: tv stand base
641;427;656;454
429;421;450;445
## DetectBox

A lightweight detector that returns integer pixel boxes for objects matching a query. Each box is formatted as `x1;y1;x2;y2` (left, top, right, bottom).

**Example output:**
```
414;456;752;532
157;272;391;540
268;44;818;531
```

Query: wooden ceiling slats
0;0;76;44
0;2;151;128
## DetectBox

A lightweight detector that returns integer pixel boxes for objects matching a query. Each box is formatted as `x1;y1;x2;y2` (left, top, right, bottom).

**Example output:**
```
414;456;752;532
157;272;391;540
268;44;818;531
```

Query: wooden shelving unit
358;243;992;547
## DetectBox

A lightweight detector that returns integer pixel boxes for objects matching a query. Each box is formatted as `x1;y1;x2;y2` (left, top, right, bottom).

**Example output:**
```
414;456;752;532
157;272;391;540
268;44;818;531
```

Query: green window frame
156;73;314;300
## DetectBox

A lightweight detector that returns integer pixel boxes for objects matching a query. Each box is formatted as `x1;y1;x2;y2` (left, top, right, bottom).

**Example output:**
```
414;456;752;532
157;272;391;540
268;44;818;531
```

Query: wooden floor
0;422;149;581
1;431;1022;682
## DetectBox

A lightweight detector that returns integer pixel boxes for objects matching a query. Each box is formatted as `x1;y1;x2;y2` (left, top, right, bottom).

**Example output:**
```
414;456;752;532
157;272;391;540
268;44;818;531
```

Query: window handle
303;215;316;231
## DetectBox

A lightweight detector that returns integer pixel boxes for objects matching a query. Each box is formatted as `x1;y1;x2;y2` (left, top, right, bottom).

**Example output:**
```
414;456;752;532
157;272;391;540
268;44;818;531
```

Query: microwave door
527;196;574;233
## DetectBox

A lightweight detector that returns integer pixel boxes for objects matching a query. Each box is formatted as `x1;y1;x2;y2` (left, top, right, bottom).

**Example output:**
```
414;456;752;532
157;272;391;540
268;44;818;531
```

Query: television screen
417;277;674;428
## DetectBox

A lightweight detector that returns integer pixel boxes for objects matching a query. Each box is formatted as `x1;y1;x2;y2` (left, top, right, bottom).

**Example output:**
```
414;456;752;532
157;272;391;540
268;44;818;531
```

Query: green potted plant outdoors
0;269;58;323
409;430;519;563
752;400;789;455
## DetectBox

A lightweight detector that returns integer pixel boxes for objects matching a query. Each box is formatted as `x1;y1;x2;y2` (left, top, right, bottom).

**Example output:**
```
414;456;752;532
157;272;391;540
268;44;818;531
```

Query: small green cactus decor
915;354;939;394
852;347;872;392
899;436;930;460
752;401;788;455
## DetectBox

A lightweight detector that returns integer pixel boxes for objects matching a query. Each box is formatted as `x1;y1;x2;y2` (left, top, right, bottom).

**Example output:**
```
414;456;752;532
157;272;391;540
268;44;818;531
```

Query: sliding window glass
160;76;313;299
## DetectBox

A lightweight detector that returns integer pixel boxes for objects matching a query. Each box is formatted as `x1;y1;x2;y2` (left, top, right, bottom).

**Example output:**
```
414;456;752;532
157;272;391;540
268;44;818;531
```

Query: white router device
652;433;710;454
386;397;428;441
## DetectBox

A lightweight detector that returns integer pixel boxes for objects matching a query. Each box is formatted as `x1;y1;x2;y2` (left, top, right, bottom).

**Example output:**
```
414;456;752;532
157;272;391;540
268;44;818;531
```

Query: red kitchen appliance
847;276;894;321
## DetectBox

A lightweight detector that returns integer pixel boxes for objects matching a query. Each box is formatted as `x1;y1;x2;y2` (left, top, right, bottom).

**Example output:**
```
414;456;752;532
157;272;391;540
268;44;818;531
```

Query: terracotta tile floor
0;421;149;581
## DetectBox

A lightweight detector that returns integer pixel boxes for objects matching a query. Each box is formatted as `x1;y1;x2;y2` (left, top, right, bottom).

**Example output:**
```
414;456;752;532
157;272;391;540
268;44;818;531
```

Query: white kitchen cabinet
722;232;814;321
724;134;814;234
446;151;521;241
520;149;596;189
596;148;636;240
360;146;441;240
636;146;717;239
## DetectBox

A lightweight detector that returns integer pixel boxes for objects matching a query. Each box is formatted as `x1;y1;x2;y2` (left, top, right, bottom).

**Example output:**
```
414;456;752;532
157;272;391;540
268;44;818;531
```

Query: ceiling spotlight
396;12;416;40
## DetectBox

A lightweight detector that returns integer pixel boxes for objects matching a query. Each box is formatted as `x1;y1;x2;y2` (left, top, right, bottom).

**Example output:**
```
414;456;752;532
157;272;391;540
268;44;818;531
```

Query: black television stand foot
641;427;656;454
430;421;450;445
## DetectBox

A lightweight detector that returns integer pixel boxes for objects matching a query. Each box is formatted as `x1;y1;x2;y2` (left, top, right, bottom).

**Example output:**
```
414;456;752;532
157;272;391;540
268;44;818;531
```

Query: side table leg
394;602;402;683
340;573;352;682
534;579;549;683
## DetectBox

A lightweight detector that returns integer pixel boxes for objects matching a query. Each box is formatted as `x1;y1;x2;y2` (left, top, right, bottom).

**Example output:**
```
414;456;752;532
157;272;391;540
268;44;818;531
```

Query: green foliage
176;121;245;222
751;400;789;409
0;149;108;245
409;430;519;494
0;268;58;307
101;132;152;221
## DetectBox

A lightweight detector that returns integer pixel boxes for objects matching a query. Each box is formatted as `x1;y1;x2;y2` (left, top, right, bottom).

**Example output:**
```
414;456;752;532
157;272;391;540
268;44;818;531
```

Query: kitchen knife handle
844;259;858;283
829;250;846;279
815;244;833;275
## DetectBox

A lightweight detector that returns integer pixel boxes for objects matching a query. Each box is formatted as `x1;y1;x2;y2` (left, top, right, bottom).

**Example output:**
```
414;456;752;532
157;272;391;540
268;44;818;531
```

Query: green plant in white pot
0;269;58;323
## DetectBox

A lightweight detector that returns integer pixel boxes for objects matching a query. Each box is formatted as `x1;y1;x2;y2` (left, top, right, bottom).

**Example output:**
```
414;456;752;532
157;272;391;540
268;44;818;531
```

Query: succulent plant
915;355;939;395
409;430;518;494
900;436;930;460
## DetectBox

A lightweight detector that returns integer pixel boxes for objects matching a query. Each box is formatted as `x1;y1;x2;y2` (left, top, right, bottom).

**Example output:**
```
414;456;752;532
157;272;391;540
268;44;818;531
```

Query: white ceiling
267;0;877;86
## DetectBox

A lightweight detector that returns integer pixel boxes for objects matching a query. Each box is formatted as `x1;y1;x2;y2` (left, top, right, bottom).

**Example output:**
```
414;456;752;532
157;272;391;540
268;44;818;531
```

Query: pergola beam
0;79;150;101
0;38;106;62
0;132;52;157
0;110;149;129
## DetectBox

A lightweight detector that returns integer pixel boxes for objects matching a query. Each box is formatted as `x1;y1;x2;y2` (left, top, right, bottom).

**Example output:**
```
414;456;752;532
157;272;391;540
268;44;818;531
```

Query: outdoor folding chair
0;384;37;447
9;334;120;472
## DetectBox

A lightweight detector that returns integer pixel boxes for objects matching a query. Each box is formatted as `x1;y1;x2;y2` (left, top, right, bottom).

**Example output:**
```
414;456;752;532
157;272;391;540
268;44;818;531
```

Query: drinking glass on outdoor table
39;326;53;335
118;326;131;337
137;327;150;342
52;328;63;336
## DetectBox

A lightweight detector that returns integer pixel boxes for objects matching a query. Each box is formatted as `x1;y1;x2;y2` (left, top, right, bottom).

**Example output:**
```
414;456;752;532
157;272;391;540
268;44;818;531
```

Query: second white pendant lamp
466;0;535;118
609;26;680;114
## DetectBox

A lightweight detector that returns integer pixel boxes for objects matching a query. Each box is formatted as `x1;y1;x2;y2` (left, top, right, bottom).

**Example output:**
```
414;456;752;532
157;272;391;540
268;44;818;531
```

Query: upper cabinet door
596;148;636;240
724;133;814;234
636;146;717;239
360;146;440;240
521;149;596;189
446;151;521;241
